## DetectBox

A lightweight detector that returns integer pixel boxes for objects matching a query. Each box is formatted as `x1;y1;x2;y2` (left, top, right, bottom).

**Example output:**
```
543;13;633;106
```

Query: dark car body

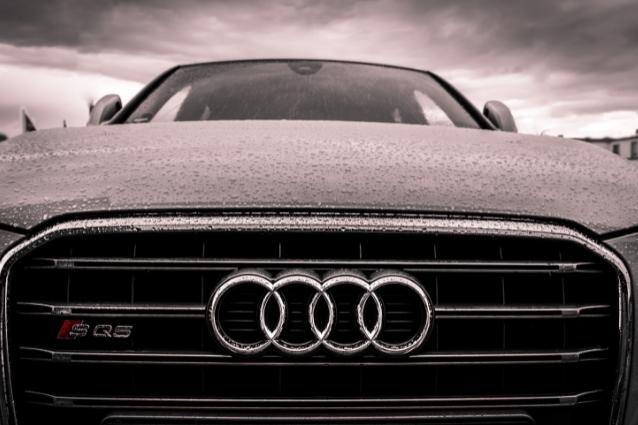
1;60;637;425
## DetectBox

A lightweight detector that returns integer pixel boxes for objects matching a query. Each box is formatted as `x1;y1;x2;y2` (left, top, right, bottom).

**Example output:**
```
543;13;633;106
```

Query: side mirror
0;132;7;143
87;94;122;126
483;100;518;133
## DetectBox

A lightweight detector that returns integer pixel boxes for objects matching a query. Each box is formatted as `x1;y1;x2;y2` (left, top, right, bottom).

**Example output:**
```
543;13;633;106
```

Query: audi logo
207;270;434;356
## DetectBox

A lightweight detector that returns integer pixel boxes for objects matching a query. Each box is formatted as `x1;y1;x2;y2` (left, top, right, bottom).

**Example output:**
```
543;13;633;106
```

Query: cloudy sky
0;0;636;138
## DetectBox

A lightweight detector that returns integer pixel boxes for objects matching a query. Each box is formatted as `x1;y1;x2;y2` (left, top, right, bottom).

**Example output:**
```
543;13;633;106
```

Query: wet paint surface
0;230;21;255
1;120;637;233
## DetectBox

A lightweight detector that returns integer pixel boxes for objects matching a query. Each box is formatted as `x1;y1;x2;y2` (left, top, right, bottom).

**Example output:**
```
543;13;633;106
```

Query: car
1;59;637;425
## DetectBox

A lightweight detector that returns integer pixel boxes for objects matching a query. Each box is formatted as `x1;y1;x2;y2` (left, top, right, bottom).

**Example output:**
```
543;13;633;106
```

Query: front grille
3;217;624;424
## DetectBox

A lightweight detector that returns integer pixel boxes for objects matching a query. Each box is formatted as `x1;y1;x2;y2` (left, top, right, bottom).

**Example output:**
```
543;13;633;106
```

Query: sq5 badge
57;320;133;340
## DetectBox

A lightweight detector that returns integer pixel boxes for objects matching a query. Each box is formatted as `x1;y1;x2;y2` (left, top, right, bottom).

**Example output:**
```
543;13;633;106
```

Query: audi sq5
1;59;638;425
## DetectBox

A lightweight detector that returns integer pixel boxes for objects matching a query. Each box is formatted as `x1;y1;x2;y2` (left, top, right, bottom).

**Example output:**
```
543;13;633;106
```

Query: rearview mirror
87;94;122;126
483;101;518;133
0;132;7;143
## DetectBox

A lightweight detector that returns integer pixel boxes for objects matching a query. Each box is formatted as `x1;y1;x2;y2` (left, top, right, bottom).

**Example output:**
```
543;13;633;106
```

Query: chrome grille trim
0;213;632;425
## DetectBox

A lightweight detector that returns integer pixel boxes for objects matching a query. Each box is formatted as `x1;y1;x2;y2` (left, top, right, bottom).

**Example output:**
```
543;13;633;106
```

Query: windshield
126;60;480;128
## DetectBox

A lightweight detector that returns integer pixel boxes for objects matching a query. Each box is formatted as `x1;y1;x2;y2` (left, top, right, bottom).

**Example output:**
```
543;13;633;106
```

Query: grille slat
15;301;612;319
101;411;538;425
18;346;610;366
23;389;606;409
26;256;603;274
6;226;622;425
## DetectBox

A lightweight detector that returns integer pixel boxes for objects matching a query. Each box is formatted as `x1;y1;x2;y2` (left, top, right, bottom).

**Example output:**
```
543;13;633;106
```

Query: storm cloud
0;0;637;137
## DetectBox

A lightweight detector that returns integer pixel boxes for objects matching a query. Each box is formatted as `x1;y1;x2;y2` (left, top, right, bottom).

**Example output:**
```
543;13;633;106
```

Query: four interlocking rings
207;270;434;356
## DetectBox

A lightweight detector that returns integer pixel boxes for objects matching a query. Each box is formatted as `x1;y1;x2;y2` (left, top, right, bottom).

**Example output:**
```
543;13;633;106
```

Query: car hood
1;120;637;234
